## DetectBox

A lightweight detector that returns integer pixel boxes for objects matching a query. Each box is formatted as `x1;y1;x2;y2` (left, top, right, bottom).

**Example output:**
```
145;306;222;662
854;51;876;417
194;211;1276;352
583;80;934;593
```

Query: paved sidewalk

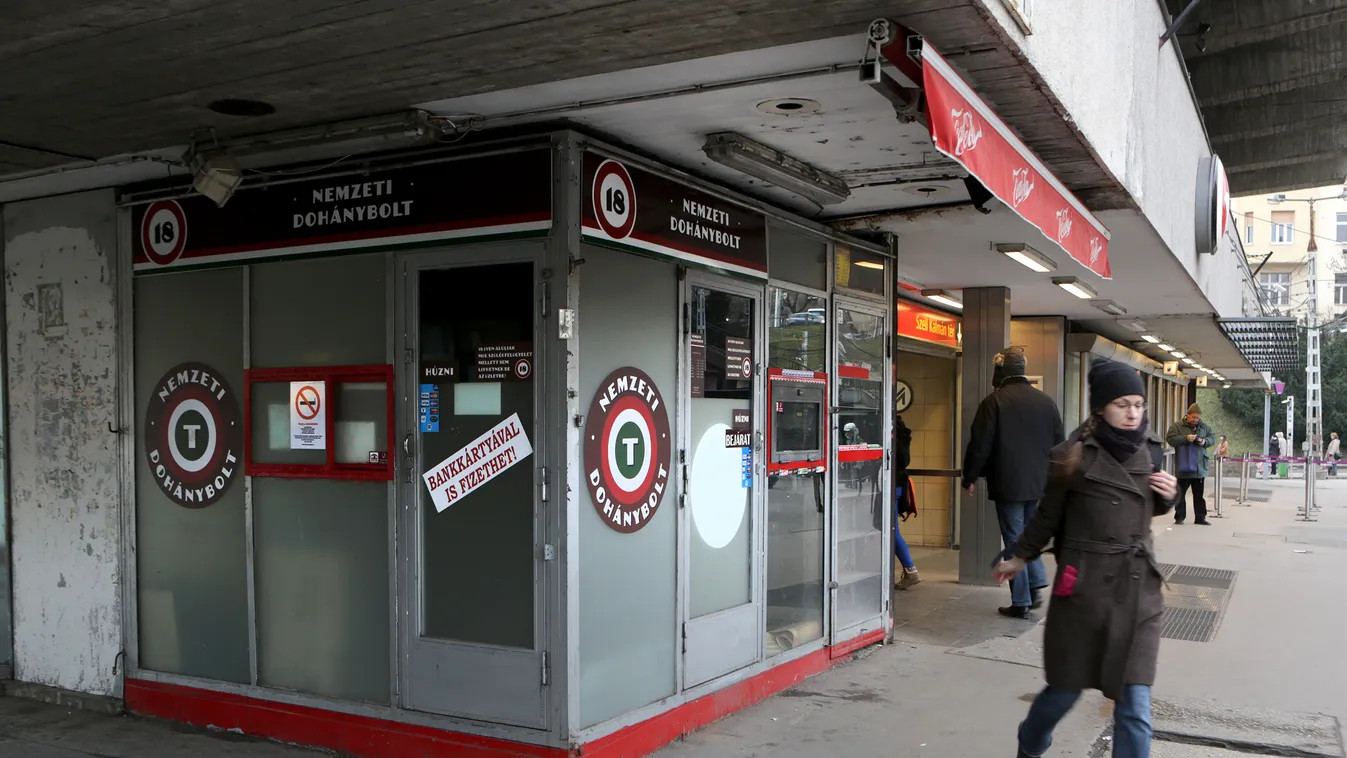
0;475;1339;757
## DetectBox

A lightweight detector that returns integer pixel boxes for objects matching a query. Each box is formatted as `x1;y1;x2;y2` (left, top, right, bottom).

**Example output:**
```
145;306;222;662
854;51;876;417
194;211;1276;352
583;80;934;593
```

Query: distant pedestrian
1328;432;1341;477
1275;432;1290;478
892;415;921;589
1166;403;1214;525
962;346;1064;619
995;358;1179;758
1216;435;1229;459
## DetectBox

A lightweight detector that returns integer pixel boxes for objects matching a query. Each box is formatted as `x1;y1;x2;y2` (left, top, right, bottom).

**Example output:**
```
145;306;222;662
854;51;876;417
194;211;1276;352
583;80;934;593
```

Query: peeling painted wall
3;190;121;696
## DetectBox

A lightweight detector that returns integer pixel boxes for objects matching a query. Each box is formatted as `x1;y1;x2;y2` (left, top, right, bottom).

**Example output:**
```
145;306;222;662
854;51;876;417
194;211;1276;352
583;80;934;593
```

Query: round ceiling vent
902;185;948;198
208;98;277;117
756;98;821;116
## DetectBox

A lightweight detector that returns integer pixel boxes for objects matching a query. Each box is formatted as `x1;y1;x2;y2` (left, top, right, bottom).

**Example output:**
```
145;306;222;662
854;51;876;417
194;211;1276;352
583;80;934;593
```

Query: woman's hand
1149;470;1178;501
993;557;1026;585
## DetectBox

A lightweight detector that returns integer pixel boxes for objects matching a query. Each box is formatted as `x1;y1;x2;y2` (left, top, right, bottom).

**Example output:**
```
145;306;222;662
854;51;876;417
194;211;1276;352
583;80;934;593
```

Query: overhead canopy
1219;318;1300;375
878;31;1112;279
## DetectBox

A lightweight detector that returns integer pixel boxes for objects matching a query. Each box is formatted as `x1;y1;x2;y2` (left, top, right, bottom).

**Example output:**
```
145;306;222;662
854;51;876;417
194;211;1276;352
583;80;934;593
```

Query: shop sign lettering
584;367;672;533
144;362;243;509
423;413;533;512
897;299;961;348
294;179;415;230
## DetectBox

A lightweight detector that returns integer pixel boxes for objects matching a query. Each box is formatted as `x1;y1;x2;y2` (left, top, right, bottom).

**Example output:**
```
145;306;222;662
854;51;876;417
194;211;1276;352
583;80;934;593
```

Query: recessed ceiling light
1052;276;1097;299
756;98;821;116
208;98;277;117
922;289;963;310
996;242;1056;273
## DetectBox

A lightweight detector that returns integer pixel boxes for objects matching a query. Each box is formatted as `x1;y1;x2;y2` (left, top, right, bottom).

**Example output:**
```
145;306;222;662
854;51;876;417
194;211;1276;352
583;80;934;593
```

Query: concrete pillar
958;287;1010;585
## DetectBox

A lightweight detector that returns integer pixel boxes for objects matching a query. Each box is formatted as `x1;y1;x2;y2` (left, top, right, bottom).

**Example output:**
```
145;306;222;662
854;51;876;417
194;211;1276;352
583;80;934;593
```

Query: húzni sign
423;413;533;512
144;362;243;509
290;381;327;450
584;367;673;533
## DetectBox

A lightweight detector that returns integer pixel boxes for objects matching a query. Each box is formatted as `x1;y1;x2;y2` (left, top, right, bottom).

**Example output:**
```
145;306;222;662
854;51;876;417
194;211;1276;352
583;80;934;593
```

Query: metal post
1238;456;1251;505
1302;457;1317;521
1212;455;1224;518
1262;392;1271;480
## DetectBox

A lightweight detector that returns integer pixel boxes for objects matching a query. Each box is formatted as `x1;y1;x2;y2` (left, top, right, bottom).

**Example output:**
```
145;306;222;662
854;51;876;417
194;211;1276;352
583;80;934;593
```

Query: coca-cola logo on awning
1056;209;1073;242
1012;168;1035;207
952;108;984;155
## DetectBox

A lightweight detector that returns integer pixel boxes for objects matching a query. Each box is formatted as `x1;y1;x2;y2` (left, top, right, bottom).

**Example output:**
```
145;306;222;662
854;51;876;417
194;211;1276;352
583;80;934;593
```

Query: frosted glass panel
250;255;386;368
688;287;755;619
578;246;677;727
250;382;324;466
135;268;250;683
254;478;390;703
454;382;502;415
335;381;387;464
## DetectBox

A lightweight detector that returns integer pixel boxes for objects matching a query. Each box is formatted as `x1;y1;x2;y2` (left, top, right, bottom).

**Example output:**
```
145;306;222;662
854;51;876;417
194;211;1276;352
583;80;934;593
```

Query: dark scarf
1092;416;1149;463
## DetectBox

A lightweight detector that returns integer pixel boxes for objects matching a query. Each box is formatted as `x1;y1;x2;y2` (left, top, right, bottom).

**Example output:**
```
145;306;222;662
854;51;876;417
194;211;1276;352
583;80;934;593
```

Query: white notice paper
422;413;533;512
289;381;327;450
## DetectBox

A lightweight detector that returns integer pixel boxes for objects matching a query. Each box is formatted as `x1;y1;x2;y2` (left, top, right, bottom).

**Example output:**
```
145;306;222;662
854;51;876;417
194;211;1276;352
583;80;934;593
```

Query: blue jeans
894;486;915;569
996;500;1047;607
1019;685;1152;757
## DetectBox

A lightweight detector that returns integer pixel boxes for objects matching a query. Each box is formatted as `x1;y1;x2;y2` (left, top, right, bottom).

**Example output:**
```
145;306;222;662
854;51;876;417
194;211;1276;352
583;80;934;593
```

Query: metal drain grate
1159;607;1222;642
1168;565;1236;589
1221;488;1272;502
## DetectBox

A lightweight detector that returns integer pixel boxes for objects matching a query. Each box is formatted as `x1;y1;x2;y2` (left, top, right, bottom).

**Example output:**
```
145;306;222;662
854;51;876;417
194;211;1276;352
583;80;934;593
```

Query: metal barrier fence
1217;454;1321;522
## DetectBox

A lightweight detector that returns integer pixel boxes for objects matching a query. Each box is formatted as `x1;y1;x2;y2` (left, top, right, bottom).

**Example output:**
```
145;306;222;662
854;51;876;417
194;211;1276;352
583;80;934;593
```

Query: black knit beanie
1089;358;1145;412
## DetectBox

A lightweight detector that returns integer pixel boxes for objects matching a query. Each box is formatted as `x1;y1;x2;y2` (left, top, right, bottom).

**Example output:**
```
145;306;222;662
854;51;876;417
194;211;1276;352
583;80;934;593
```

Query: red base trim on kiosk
124;630;886;758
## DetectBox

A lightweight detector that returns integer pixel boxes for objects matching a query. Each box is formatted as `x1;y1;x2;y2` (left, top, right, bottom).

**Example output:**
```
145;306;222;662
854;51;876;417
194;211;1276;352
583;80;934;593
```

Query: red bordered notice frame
244;364;395;481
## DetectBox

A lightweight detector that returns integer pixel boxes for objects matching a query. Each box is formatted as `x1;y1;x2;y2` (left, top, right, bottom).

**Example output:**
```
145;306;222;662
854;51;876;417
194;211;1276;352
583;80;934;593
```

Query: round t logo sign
141;200;189;266
584;367;671;533
144;362;243;509
592;159;637;240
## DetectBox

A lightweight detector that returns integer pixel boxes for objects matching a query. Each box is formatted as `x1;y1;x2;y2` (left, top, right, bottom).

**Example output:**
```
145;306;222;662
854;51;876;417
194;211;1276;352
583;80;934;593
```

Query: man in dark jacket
962;347;1065;618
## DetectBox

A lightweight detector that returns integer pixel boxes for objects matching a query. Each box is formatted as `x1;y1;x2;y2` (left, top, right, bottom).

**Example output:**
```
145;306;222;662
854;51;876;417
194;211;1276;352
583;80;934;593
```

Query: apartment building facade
1235;186;1347;324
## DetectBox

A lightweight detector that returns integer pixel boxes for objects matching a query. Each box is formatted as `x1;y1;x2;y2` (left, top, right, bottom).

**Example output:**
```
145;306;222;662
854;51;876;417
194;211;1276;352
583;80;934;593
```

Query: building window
1260;271;1291;306
1271;210;1295;245
1337;213;1347;244
1245;212;1254;244
1336;274;1347;306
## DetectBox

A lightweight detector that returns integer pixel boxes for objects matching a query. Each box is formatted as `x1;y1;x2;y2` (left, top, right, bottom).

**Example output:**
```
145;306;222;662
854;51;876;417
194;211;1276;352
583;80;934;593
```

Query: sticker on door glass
422;413;533;512
584;367;672;534
289;381;326;450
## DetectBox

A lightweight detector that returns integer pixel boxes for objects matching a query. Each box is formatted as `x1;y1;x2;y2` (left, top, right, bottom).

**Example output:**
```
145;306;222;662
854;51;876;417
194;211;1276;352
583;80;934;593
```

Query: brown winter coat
1012;426;1177;700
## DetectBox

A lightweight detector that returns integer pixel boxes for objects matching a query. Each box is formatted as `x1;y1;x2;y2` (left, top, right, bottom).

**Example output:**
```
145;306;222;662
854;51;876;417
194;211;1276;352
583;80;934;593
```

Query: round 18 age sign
584;367;671;533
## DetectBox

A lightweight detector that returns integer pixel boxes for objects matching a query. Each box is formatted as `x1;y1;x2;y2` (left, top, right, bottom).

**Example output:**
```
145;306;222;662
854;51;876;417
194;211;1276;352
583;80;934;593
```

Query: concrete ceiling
1165;0;1347;196
0;0;1134;212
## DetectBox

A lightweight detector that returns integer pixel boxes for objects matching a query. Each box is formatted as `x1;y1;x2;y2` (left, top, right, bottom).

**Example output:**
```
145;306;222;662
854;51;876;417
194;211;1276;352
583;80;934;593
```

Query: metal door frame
395;241;551;729
829;293;892;645
678;269;767;688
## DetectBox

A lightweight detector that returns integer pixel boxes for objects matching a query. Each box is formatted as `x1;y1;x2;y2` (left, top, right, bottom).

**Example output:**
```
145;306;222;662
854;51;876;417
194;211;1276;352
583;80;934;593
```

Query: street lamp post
1267;189;1347;457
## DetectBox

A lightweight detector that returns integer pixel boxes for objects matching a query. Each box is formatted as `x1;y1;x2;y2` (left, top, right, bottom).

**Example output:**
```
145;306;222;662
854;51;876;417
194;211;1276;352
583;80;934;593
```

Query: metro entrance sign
897;299;961;349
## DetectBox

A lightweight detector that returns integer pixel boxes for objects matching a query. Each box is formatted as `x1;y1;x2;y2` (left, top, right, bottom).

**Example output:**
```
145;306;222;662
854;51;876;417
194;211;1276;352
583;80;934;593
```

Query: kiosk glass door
681;272;764;687
397;245;547;729
831;298;890;638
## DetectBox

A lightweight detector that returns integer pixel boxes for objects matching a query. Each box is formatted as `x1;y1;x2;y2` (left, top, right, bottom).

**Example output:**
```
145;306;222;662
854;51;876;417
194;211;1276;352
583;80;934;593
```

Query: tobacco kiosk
120;133;894;757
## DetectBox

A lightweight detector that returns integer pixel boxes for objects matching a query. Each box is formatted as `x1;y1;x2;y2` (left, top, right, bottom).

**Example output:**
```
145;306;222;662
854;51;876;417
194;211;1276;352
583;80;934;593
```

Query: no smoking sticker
141;200;189;266
289;381;327;450
591;159;637;240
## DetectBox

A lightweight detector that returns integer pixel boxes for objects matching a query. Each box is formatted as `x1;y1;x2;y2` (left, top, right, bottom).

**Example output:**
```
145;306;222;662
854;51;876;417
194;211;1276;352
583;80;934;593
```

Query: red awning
882;40;1112;279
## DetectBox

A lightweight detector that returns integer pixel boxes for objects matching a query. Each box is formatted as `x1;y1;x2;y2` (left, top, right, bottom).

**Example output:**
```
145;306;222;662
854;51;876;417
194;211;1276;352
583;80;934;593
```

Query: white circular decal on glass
689;423;748;549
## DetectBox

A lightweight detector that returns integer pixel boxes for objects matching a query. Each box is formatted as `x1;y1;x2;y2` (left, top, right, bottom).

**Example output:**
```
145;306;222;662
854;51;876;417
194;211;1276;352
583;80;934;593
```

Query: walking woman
893;414;921;589
994;359;1179;758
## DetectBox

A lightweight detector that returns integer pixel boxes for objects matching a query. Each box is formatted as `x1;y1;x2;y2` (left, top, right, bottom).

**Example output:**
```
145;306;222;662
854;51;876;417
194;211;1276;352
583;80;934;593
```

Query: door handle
403;432;413;457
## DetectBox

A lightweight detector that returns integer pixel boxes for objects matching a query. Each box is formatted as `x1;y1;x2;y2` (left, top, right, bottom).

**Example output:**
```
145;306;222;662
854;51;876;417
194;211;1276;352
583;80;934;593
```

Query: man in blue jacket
962;347;1065;618
1166;403;1214;525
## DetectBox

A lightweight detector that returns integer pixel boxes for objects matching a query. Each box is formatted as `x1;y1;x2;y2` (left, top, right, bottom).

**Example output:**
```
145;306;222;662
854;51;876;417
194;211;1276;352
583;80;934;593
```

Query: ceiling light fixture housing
186;149;244;208
1090;299;1127;316
996;242;1057;273
756;98;822;116
1157;343;1176;352
1142;334;1162;344
921;289;963;310
703;132;851;206
1052;276;1098;300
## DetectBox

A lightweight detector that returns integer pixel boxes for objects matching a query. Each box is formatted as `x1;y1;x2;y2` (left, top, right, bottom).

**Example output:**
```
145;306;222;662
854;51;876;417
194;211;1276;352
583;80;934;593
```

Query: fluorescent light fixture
996;242;1056;273
1090;299;1127;316
1170;351;1186;359
1120;319;1148;333
1182;358;1195;365
1142;335;1162;344
921;289;963;310
187;150;244;208
1157;343;1175;352
854;260;885;270
1224;383;1232;389
703;132;851;205
1052;276;1097;299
